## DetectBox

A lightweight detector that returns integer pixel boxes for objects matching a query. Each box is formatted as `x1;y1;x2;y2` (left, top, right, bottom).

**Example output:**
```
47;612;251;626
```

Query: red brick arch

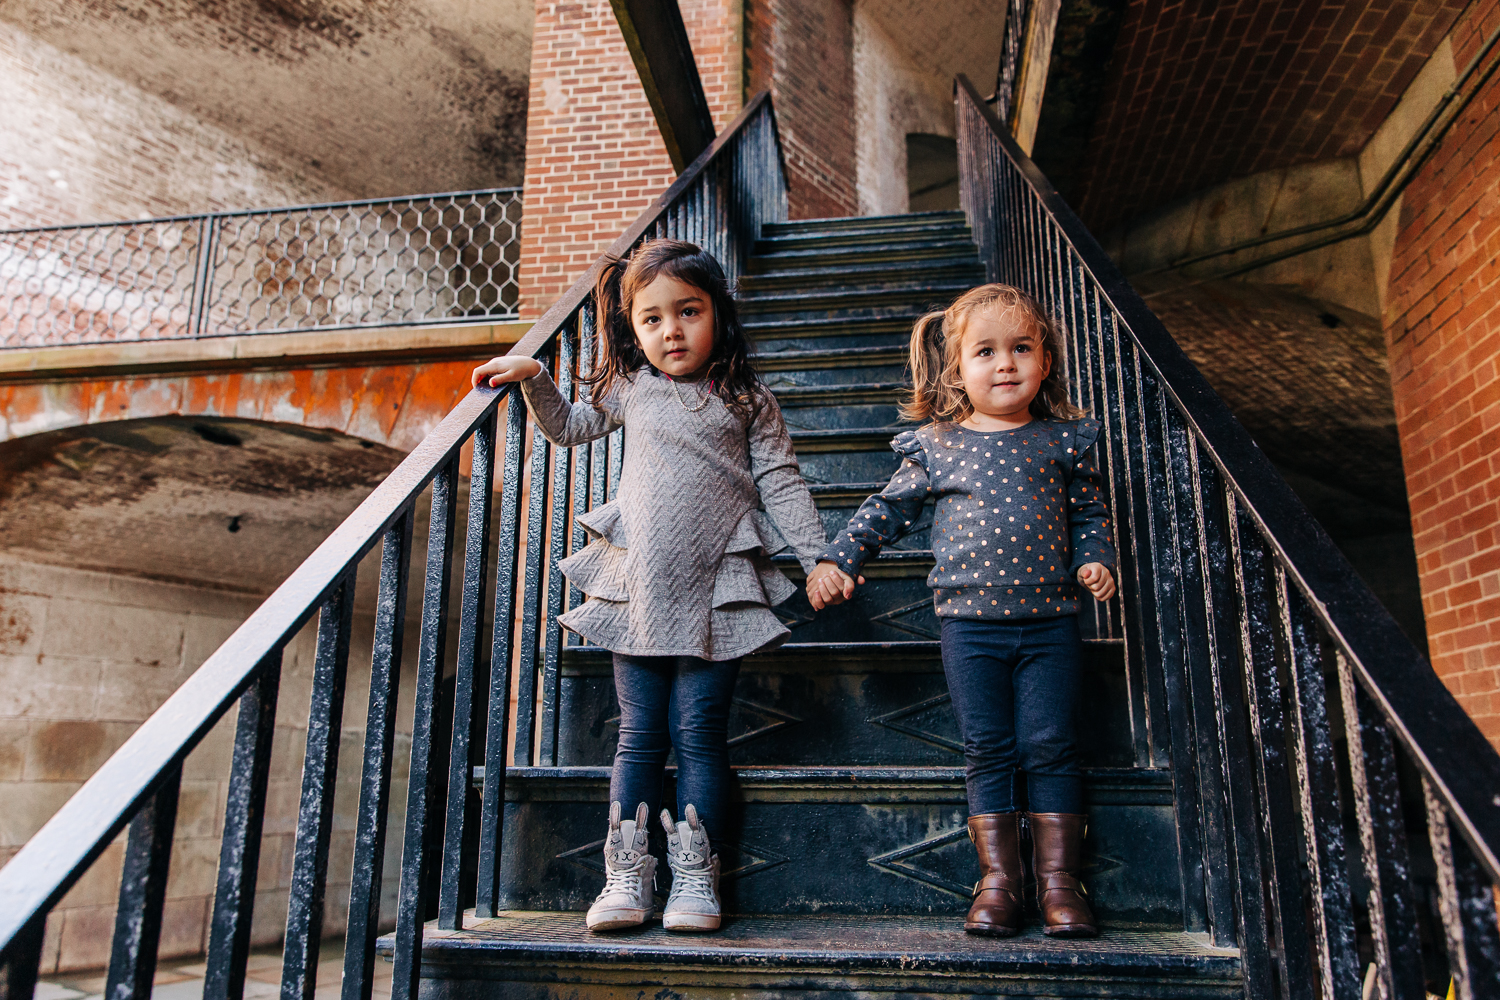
0;360;479;451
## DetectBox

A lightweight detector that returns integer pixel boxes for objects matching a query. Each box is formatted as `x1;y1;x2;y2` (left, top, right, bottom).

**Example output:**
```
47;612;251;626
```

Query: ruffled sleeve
816;428;933;579
1063;418;1115;573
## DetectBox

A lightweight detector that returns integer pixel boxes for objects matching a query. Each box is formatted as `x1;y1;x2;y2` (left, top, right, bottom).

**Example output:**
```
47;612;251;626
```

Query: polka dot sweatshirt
818;418;1116;620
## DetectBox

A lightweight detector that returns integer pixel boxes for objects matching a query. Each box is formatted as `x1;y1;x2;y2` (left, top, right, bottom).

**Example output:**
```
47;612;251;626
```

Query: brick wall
1385;0;1500;748
1073;0;1466;234
517;0;744;319
0;21;347;230
746;0;858;220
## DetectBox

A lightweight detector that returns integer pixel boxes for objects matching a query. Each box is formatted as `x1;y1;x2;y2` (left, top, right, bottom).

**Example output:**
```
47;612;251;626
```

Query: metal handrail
0;187;523;348
956;72;1500;998
0;90;783;999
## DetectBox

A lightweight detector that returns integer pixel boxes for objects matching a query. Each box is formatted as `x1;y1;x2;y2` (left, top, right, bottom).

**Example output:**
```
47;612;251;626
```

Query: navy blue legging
609;652;741;837
939;615;1084;815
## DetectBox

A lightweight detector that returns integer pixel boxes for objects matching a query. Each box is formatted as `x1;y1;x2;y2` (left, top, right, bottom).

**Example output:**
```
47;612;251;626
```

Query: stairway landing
405;912;1241;1000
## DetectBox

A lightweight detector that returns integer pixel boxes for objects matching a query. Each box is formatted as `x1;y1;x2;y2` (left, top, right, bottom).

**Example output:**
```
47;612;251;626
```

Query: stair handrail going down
0;91;785;1000
954;74;1500;999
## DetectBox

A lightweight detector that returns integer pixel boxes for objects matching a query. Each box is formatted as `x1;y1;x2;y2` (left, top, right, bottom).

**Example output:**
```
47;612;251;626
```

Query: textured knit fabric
819;418;1115;619
520;367;827;660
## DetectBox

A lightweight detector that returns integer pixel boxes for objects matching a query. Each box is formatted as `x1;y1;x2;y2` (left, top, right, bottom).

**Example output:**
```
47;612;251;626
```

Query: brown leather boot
964;813;1024;936
1028;813;1098;937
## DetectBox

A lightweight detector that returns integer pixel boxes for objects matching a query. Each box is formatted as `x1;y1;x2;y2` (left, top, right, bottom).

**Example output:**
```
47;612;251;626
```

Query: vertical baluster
1230;513;1316;1000
0;916;45;1000
436;410;499;929
1424;780;1500;1000
281;574;356;1000
105;766;182;1000
539;331;576;766
569;315;597;635
390;461;459;1000
342;513;414;1000
1336;653;1425;1000
205;652;282;1000
1136;373;1207;933
1198;484;1273;989
607;426;624;500
476;390;527;917
1169;427;1237;943
514;360;554;766
1278;576;1360;1000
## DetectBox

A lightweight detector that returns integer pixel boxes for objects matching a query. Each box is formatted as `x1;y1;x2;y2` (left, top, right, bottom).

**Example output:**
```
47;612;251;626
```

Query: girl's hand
807;562;864;610
472;355;543;389
1077;563;1116;602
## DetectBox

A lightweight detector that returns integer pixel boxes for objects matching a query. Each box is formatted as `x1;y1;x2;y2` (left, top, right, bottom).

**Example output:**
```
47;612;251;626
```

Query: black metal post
105;767;182;1000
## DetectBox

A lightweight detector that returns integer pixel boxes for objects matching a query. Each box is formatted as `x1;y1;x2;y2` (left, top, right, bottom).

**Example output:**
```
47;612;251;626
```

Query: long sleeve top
818;418;1115;620
520;367;827;660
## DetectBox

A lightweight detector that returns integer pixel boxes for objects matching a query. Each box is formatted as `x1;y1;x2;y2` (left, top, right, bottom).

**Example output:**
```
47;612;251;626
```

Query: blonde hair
901;283;1083;425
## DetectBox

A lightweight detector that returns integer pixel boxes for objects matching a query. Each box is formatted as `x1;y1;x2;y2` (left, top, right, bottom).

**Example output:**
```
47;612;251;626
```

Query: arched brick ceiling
1069;0;1467;234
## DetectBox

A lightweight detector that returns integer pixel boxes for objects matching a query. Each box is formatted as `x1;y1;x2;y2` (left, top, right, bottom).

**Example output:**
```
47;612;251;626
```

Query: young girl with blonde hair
473;239;828;934
807;283;1116;938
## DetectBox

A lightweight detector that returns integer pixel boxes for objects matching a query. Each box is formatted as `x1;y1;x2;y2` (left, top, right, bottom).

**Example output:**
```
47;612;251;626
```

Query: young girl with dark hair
472;239;827;934
807;284;1116;938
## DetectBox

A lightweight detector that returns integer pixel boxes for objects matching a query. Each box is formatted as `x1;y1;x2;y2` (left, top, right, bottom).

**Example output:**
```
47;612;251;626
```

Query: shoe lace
602;857;645;895
669;854;717;903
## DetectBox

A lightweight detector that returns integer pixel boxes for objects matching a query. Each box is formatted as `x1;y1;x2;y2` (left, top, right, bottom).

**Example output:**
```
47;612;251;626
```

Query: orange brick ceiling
1070;0;1468;233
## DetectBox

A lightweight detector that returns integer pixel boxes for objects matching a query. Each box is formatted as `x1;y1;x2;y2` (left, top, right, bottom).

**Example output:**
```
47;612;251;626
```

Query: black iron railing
0;188;522;349
955;74;1500;1000
0;93;782;999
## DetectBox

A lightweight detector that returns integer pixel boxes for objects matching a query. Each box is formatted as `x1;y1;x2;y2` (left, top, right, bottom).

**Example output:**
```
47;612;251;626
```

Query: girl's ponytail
584;253;649;406
900;310;953;424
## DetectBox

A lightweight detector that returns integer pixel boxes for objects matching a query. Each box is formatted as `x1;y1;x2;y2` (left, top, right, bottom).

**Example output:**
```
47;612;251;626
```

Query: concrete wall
0;555;418;973
1383;0;1500;750
0;21;351;230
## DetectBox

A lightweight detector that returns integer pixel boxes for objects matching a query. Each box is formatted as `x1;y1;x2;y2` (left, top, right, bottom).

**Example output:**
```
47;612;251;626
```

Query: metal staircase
2;81;1499;1000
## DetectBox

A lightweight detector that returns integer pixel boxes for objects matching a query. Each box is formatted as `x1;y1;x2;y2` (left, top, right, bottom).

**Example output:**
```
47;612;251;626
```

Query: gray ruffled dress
520;367;828;661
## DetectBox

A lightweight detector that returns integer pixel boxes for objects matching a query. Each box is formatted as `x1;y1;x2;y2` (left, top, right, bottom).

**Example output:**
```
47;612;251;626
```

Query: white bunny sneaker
585;801;657;931
660;804;722;932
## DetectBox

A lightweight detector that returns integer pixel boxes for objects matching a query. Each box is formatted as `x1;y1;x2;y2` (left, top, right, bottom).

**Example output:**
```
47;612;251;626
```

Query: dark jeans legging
939;615;1084;815
610;652;741;837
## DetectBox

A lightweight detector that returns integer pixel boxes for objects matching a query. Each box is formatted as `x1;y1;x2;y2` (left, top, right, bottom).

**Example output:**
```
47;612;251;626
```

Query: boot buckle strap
1039;872;1083;893
973;873;1020;896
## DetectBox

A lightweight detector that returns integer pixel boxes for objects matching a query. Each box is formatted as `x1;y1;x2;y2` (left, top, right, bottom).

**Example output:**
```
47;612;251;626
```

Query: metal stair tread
763;210;968;234
399;912;1238;976
771;381;905;404
752;345;907;370
472;763;1170;789
740;258;985;288
748;239;982;270
738;282;976;305
789;426;912;451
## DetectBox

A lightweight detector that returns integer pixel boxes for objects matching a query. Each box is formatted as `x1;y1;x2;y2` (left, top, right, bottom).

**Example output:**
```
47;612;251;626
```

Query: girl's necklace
669;376;713;412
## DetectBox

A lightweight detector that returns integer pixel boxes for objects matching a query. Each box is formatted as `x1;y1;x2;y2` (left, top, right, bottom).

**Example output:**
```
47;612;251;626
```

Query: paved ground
36;942;393;1000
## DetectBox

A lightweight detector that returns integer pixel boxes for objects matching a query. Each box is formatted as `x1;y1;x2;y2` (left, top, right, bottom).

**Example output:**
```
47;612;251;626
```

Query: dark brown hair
583;239;764;418
902;283;1083;425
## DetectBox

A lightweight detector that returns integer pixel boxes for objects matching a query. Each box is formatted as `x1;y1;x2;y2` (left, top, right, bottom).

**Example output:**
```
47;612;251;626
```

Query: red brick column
1385;0;1500;747
517;0;743;319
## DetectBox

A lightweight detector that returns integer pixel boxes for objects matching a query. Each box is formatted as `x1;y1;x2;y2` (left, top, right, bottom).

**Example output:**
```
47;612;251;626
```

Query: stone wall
1384;0;1500;749
0;555;418;973
0;21;350;230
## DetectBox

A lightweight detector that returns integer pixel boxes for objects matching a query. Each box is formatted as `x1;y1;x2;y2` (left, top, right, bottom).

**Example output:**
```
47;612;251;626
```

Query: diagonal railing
0;187;522;349
954;74;1500;1000
0;92;783;1000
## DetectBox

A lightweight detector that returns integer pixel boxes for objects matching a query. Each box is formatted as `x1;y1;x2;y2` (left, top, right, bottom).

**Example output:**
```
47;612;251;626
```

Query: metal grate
0;188;522;350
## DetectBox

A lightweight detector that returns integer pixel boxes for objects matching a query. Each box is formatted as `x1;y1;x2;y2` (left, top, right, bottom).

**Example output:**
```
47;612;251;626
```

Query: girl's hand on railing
1077;563;1116;602
807;561;864;610
472;355;544;388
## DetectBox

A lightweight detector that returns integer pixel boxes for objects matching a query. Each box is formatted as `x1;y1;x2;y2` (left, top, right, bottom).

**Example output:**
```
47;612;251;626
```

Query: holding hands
472;355;543;389
807;561;865;611
1077;562;1116;602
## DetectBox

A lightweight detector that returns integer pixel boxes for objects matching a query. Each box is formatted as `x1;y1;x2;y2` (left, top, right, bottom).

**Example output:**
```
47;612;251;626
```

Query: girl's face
630;273;716;379
957;306;1050;429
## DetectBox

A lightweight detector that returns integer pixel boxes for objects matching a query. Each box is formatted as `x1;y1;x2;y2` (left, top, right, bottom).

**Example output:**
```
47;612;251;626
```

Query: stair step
772;382;905;407
762;210;968;236
748;238;982;271
753;345;907;371
739;258;985;293
403;913;1240;1000
790;427;908;452
755;226;974;255
772;549;932;578
745;315;919;347
739;284;973;316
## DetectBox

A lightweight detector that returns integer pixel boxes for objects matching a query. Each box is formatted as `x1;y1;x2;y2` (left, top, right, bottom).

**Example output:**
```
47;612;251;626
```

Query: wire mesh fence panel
0;189;521;349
